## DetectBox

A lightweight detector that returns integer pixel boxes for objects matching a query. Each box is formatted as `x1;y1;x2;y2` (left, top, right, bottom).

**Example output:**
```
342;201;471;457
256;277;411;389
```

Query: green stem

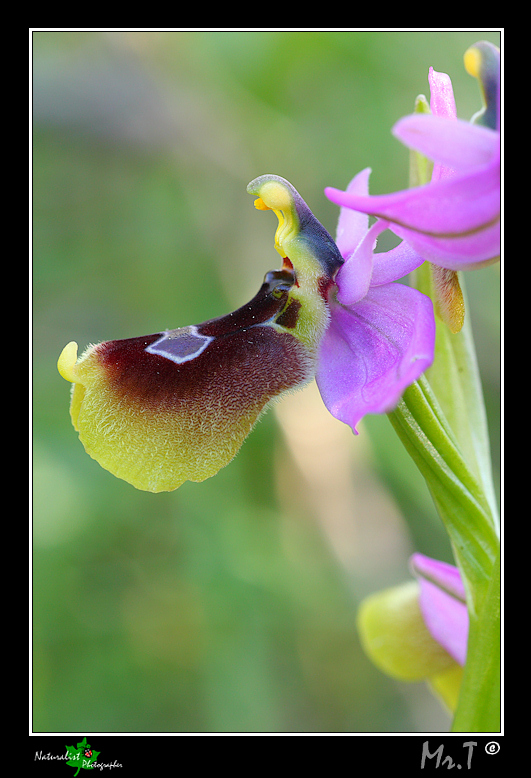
413;263;499;528
388;377;500;732
385;100;500;731
451;544;500;732
388;377;497;615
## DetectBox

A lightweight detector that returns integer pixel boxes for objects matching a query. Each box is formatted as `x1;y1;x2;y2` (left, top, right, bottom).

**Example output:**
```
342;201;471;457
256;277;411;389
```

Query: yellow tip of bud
253;197;271;211
58;341;79;383
464;46;482;79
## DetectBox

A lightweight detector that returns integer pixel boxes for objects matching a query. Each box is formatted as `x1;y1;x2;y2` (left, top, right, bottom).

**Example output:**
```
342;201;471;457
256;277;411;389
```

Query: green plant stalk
413;262;499;529
388;362;500;731
388;377;497;608
451;543;500;732
386;114;500;731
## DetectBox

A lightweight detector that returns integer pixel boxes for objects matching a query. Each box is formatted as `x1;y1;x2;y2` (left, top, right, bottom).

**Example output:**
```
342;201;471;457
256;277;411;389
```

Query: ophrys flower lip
58;176;344;492
58;270;314;493
59;170;437;490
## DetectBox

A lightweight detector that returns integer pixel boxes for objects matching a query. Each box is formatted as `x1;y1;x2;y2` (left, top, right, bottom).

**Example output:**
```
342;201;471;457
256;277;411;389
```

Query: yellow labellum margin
58;175;343;492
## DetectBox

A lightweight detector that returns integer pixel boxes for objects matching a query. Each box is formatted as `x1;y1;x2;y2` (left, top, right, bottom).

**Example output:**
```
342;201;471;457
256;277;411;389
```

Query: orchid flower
58;173;435;490
325;41;500;271
58;175;343;492
357;553;468;712
54;36;499;735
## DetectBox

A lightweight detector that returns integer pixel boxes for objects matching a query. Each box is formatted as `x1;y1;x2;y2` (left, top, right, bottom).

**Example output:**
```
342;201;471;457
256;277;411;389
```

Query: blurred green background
33;30;500;733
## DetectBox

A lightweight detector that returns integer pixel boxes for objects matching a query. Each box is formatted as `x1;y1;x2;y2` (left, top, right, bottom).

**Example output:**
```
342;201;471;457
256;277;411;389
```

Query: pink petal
335;168;371;260
371;239;426;286
325;164;495;233
316;283;435;433
411;553;466;601
418;580;468;666
428;68;457;119
335;219;389;306
411;554;468;666
428;68;457;182
393;114;498;171
411;554;468;665
390;218;500;269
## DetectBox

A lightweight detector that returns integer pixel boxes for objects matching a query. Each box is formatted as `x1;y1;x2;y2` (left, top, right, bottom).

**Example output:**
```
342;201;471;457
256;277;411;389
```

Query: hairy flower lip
59;175;345;492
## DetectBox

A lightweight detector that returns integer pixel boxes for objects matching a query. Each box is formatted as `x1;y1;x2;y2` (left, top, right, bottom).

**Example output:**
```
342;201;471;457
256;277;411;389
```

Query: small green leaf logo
65;737;100;776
